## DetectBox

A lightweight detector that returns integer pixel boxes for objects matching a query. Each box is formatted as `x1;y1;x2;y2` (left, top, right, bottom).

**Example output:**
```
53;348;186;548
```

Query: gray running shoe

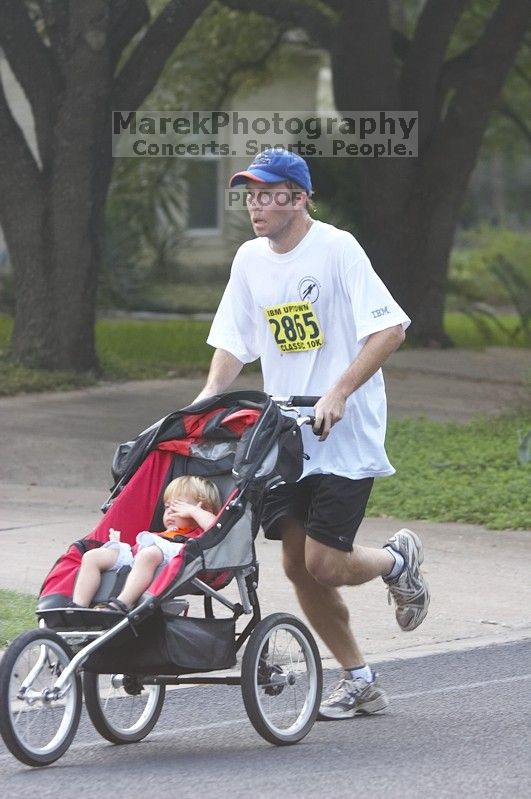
317;671;389;720
384;528;430;631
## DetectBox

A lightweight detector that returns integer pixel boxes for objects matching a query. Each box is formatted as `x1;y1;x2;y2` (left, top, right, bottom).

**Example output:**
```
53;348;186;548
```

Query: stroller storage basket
83;613;236;675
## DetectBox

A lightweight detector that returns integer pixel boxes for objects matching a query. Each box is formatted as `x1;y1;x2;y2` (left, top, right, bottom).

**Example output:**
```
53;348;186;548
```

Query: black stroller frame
0;391;323;767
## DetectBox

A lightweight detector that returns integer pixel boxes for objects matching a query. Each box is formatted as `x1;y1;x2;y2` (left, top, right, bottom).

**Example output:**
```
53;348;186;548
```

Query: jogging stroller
0;391;323;768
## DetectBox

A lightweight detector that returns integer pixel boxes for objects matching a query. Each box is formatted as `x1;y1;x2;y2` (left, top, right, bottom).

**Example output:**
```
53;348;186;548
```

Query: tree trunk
327;1;454;345
350;154;456;346
45;4;113;372
2;1;113;371
379;193;458;348
6;194;58;366
6;140;113;372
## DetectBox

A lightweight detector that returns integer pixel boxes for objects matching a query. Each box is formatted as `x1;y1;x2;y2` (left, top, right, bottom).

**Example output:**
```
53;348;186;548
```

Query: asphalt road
1;640;529;798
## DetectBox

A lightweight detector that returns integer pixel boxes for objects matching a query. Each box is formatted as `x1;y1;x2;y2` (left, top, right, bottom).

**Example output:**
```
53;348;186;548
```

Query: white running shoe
318;671;389;720
384;528;430;631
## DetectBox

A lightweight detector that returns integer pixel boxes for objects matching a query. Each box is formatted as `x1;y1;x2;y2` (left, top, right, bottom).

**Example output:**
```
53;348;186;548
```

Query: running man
194;149;430;718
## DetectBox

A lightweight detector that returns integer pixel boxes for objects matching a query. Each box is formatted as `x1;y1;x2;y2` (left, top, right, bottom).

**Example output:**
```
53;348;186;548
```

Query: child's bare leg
73;548;119;607
116;546;163;608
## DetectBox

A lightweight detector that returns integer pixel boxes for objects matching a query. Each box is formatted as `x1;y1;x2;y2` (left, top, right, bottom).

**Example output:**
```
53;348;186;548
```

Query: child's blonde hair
163;476;221;514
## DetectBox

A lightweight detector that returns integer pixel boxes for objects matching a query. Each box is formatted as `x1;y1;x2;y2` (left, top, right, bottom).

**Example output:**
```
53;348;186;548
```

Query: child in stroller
71;476;222;613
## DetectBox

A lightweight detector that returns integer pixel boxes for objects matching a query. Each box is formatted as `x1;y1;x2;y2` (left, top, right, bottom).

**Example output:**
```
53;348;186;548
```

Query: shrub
449;225;531;307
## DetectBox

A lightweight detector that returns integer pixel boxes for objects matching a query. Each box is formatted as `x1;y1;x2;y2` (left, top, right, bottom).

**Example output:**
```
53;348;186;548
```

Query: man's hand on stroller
312;388;347;441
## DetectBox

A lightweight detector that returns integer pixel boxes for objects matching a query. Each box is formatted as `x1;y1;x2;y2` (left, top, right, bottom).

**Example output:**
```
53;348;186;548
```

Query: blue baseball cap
230;149;312;194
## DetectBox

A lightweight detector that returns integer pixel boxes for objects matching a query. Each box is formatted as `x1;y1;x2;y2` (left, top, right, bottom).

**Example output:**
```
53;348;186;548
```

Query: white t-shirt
207;220;410;479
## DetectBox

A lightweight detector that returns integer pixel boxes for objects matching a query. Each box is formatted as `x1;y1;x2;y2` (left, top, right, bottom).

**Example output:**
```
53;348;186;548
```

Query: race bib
264;301;324;353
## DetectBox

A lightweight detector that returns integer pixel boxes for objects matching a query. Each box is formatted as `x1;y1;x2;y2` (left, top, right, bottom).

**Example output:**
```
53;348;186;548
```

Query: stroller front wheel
0;628;82;767
241;613;322;746
83;672;165;743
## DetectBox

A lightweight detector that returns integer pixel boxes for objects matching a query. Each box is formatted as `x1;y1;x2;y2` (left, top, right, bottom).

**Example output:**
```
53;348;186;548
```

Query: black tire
83;671;165;743
241;613;322;746
0;628;82;767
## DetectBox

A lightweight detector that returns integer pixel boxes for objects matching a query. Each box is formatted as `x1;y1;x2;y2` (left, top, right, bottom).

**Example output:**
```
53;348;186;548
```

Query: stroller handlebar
271;395;324;436
271;395;321;408
298;415;323;436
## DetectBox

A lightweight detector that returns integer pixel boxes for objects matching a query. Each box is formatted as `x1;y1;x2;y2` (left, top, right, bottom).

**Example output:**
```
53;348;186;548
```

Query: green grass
368;414;531;530
96;317;215;378
444;312;528;348
0;359;95;396
0;314;261;394
0;589;38;648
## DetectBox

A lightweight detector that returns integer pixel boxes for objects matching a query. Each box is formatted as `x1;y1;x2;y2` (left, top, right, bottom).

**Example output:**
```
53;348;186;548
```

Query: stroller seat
36;394;268;624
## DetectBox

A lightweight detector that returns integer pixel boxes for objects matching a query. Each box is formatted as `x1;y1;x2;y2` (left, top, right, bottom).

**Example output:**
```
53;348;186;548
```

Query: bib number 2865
264;301;324;353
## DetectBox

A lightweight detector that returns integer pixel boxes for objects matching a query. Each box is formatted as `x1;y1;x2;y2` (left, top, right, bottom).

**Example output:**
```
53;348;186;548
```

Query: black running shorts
261;474;374;552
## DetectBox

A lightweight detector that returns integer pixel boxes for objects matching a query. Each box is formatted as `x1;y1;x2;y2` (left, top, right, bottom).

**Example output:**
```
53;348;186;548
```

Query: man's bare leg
280;519;392;718
281;520;375;668
304;536;394;588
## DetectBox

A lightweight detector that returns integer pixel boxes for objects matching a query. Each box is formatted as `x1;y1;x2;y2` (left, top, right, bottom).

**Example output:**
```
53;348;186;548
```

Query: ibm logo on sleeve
371;306;390;319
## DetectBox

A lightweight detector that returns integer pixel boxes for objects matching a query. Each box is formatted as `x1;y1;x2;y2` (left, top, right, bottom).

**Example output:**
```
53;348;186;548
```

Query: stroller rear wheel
0;628;82;767
83;672;165;743
241;613;322;745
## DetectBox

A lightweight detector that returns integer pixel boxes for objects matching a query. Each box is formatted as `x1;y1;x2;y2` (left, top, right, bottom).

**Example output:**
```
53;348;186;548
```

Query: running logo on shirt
264;300;324;353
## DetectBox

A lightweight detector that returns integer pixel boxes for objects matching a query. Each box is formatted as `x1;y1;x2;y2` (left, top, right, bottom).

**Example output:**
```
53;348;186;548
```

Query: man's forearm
193;348;244;402
314;325;405;440
332;325;405;400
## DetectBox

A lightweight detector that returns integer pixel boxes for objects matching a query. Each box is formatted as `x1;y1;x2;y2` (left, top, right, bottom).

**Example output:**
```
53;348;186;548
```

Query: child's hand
109;528;121;542
169;498;199;516
164;497;215;532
